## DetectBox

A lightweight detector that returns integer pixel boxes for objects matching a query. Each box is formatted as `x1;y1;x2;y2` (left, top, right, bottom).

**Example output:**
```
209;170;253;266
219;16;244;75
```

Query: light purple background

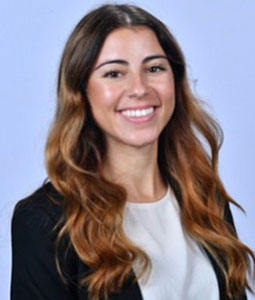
1;1;254;299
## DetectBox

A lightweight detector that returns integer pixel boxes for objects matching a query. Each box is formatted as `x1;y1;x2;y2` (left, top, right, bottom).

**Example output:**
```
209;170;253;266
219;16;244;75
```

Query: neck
101;140;167;203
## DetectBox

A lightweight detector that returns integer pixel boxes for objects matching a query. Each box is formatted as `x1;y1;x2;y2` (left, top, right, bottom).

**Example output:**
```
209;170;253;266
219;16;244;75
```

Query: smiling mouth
117;106;157;123
120;106;155;117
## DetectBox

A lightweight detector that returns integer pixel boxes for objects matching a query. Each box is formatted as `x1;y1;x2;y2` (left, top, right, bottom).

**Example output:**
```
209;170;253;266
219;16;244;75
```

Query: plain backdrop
1;0;254;299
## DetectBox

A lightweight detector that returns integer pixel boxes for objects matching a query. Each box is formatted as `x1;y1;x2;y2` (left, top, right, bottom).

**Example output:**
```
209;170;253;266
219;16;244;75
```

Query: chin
106;129;161;148
121;135;159;148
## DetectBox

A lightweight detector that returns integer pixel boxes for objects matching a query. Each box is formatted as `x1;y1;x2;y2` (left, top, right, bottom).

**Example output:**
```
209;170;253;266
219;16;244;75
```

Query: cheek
157;80;176;122
157;78;175;103
87;86;120;126
88;82;119;109
101;85;118;103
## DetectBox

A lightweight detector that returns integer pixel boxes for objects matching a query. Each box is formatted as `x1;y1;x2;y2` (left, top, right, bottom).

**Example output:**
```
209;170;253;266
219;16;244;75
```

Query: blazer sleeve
11;202;80;300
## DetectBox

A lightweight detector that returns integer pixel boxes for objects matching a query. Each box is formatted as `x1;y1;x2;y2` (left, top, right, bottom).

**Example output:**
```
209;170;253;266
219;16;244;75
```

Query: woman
11;3;255;300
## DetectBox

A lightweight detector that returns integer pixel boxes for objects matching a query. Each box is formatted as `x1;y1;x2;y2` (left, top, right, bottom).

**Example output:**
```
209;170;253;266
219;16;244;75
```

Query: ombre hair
45;3;255;300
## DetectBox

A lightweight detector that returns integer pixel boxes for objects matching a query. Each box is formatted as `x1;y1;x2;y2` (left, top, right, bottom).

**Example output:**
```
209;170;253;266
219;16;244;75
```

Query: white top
123;185;219;300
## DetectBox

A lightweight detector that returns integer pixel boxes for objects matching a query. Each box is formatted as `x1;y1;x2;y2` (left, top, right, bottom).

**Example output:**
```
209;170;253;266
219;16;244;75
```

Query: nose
127;72;148;99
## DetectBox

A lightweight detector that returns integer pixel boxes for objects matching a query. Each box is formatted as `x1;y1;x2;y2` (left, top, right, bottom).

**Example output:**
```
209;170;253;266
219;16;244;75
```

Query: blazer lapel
202;247;229;300
110;270;144;300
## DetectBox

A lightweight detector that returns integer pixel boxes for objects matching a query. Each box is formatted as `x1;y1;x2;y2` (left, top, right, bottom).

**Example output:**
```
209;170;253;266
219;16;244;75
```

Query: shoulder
12;181;65;233
11;182;83;285
11;181;68;263
11;183;86;298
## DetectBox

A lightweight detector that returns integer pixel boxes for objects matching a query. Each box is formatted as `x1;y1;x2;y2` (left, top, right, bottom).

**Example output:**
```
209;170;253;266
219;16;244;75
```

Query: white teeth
121;107;154;117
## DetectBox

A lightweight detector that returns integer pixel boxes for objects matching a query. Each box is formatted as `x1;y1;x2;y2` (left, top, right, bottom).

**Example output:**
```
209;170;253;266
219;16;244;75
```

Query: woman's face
86;26;175;149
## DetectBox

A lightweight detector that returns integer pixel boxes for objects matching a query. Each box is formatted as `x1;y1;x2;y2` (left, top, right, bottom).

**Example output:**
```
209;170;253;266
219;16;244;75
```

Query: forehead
95;26;165;62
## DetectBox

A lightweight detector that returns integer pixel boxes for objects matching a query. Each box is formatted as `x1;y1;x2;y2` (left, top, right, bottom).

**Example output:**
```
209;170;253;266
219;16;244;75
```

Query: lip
117;106;158;124
117;104;158;112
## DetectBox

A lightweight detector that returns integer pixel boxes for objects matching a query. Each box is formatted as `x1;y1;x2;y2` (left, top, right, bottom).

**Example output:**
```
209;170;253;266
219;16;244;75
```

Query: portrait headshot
0;1;254;300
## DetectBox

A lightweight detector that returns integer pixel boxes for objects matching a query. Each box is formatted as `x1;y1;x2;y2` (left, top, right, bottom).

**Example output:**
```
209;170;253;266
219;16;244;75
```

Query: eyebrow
94;55;168;70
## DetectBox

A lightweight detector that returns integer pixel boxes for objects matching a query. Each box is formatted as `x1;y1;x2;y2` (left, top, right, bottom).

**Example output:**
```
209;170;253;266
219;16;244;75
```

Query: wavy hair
44;3;255;300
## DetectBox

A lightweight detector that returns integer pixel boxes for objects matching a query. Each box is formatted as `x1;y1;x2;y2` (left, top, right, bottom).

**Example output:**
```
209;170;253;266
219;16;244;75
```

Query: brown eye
103;71;122;78
148;66;166;73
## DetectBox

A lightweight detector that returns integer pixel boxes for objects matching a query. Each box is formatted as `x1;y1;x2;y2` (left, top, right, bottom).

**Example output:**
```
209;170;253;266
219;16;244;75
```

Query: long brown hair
45;3;255;300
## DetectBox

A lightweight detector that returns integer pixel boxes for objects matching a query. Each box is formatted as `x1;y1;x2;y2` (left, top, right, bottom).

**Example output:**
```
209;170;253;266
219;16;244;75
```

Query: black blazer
11;181;247;300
